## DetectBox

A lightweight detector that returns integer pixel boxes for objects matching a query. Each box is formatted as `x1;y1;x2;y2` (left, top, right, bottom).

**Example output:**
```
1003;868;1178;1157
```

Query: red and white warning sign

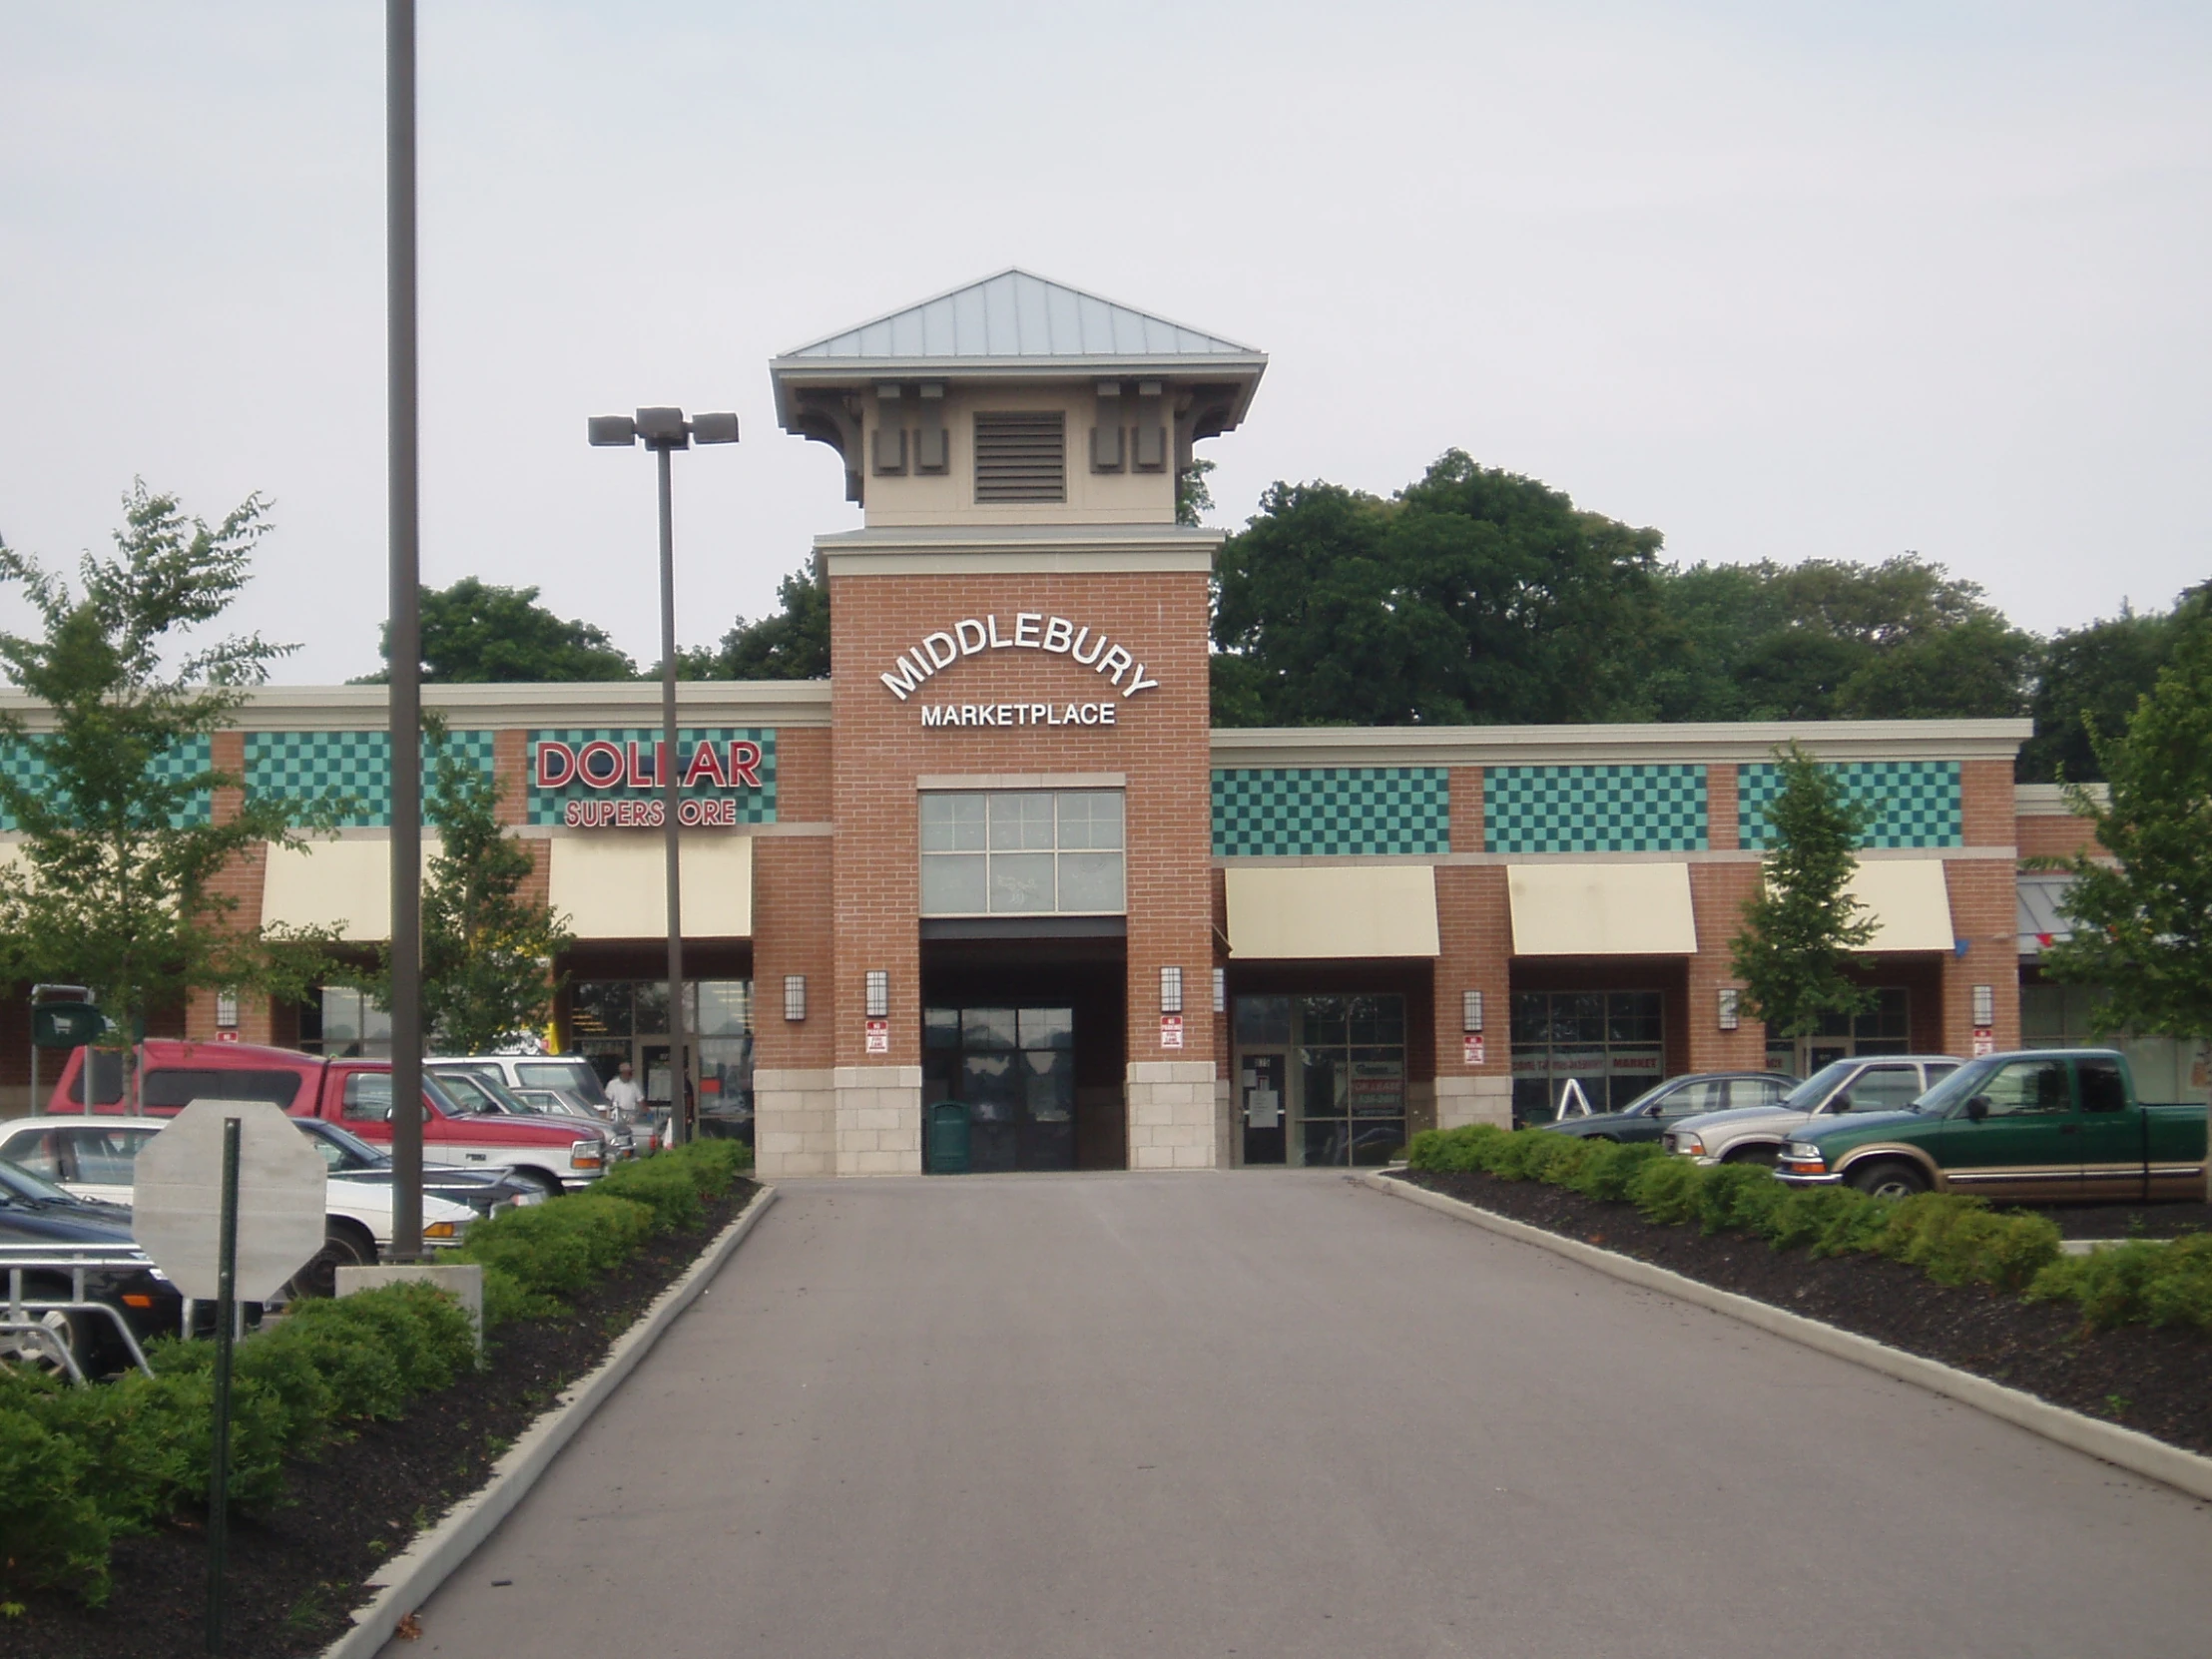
1159;1014;1184;1050
1462;1034;1485;1066
1972;1027;1995;1057
864;1018;890;1055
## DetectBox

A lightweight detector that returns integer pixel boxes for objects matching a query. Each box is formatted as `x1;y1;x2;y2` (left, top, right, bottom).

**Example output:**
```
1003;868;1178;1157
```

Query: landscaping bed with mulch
2034;1199;2212;1240
9;1179;760;1659
1393;1168;2212;1458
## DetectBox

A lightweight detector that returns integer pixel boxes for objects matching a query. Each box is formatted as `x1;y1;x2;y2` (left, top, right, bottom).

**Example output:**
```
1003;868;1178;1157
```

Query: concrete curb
1361;1172;2212;1505
319;1184;780;1659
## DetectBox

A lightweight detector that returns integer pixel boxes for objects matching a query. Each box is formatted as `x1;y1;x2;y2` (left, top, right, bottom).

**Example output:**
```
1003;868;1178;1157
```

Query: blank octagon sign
133;1098;328;1302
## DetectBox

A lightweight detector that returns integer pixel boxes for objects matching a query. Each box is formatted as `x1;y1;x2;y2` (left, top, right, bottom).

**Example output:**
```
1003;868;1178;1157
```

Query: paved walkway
388;1172;2212;1658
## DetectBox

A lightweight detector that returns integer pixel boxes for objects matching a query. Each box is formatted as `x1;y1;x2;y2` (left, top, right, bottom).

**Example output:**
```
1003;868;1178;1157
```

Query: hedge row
0;1137;755;1606
1405;1124;2067;1298
454;1137;752;1326
0;1281;474;1606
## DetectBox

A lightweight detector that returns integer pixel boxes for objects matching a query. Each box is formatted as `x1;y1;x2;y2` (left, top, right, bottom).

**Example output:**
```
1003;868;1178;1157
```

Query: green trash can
928;1101;971;1175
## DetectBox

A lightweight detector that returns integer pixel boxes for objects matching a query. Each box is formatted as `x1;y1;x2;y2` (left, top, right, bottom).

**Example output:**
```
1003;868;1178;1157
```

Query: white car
0;1117;476;1298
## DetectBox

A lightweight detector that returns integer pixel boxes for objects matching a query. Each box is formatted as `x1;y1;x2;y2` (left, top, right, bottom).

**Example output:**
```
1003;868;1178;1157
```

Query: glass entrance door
922;1006;1076;1172
1241;1052;1288;1165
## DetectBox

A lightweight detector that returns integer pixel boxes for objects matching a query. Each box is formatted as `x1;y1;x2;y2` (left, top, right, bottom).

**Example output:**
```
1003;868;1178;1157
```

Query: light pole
588;407;739;1146
386;0;424;1260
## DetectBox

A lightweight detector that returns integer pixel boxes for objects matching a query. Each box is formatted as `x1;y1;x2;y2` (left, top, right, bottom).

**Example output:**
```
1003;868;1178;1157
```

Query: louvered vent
973;411;1066;503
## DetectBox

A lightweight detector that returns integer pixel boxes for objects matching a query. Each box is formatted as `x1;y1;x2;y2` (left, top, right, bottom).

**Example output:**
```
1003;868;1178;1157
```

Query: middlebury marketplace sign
534;736;766;828
877;611;1162;729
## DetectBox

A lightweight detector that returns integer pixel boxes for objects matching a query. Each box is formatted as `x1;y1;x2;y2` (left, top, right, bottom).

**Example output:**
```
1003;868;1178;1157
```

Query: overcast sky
2;2;2207;683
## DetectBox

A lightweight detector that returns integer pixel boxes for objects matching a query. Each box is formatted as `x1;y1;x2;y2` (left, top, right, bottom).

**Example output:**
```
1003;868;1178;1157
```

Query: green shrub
1872;1195;2060;1293
1627;1152;1706;1225
2139;1235;2212;1330
285;1281;477;1396
1406;1124;1507;1172
2030;1235;2212;1331
595;1158;703;1232
1561;1140;1664;1203
1759;1186;1891;1258
456;1192;654;1301
1694;1163;1788;1237
0;1404;112;1604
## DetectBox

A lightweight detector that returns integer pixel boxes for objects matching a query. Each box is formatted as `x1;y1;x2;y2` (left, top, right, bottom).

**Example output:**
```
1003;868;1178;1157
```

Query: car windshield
0;1158;80;1204
430;1071;507;1114
297;1119;389;1171
1781;1061;1862;1111
1914;1059;2000;1115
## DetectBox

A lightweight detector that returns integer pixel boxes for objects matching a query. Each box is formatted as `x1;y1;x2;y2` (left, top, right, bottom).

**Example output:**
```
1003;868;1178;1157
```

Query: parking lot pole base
206;1116;241;1655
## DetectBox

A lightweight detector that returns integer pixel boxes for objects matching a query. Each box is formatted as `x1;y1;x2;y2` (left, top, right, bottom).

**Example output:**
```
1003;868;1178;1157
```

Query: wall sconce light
784;975;807;1022
216;990;239;1030
1461;989;1483;1034
1972;984;1995;1027
1213;967;1226;1014
864;970;889;1020
1718;988;1741;1031
1160;966;1184;1015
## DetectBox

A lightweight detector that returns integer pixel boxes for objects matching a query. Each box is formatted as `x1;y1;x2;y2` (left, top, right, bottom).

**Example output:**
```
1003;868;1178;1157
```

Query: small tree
2036;606;2212;1046
0;484;335;1102
352;719;571;1053
1730;743;1877;1050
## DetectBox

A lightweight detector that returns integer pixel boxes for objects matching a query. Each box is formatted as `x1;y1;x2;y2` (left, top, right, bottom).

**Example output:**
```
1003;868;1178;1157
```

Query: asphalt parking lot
386;1171;2212;1658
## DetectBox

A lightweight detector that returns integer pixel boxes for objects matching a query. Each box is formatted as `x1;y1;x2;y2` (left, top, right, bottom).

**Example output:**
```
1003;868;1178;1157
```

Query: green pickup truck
1776;1048;2207;1203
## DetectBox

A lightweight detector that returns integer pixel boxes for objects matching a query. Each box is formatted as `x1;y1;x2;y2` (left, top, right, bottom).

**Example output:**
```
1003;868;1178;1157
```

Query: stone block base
755;1067;838;1179
832;1065;922;1176
1127;1061;1219;1170
1435;1074;1512;1131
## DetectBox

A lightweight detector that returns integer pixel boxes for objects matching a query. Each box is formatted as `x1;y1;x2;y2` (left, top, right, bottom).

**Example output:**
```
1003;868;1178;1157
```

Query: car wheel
510;1167;565;1199
0;1309;87;1378
1724;1145;1779;1168
1850;1160;1929;1199
287;1220;376;1301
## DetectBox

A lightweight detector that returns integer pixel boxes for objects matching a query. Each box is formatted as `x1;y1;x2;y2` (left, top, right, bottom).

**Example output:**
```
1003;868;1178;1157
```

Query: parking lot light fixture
587;405;740;1145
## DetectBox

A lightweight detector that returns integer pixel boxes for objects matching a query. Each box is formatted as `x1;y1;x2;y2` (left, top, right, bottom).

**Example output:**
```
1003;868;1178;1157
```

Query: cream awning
548;833;753;940
1845;858;1954;952
260;838;436;941
1224;864;1439;959
1507;862;1697;955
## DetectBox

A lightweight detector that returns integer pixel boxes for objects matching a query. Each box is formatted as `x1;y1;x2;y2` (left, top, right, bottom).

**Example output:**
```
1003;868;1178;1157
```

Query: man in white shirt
605;1061;646;1122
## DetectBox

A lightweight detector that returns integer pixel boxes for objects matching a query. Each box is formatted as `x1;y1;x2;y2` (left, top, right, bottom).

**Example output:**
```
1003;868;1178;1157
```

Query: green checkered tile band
246;730;497;828
527;729;777;826
1212;768;1448;856
1737;760;1960;849
0;737;213;830
1484;765;1707;853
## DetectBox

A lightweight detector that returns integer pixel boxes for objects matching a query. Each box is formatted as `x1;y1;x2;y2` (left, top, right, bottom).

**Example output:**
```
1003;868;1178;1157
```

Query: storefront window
1511;990;1662;1124
299;986;391;1058
919;790;1124;915
2021;983;2211;1104
566;979;756;1134
1764;987;1911;1074
1296;994;1406;1168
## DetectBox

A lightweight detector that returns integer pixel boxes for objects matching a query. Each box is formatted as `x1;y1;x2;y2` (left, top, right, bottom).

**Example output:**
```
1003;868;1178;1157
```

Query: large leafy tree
350;720;571;1052
2018;595;2194;783
363;577;636;683
1646;555;2035;724
2035;607;2212;1044
1212;453;1665;726
683;565;830;680
0;484;335;1092
1729;744;1877;1044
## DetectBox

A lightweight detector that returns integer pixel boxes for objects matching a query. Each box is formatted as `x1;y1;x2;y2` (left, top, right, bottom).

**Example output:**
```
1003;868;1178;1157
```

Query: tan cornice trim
916;774;1125;791
1209;719;2032;768
0;683;835;734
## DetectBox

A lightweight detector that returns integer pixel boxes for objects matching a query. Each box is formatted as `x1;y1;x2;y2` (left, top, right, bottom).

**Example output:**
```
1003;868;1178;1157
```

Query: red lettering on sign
682;743;728;790
535;742;577;789
727;741;763;788
577;741;624;789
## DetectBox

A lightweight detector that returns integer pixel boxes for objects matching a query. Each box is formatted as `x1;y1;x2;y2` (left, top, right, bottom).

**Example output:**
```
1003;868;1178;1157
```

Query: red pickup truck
43;1041;608;1196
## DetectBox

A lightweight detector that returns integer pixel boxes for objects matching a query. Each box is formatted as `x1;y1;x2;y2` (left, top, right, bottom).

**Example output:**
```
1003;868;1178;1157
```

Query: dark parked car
1536;1072;1801;1143
290;1117;539;1217
0;1158;255;1378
